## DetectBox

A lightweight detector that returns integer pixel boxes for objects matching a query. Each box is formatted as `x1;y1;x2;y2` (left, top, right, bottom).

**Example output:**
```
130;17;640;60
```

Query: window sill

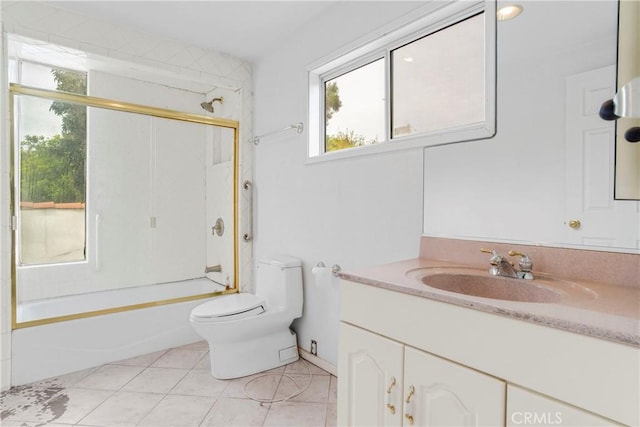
306;123;495;164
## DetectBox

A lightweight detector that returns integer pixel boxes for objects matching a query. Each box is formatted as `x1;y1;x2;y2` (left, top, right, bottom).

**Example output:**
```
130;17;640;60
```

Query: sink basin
422;273;563;303
407;267;597;303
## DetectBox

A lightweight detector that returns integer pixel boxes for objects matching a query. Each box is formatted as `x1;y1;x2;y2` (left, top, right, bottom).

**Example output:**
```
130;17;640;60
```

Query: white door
403;347;505;427
337;323;404;427
565;65;640;250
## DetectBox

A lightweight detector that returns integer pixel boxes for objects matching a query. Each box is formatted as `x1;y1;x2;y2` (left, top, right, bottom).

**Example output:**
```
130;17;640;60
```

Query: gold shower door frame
9;83;240;329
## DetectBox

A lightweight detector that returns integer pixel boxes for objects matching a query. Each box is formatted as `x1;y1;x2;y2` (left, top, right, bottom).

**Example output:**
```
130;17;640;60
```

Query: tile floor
0;341;337;427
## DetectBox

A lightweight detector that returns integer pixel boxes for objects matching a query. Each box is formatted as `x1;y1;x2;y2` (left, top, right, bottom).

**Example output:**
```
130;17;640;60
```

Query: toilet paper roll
312;266;333;289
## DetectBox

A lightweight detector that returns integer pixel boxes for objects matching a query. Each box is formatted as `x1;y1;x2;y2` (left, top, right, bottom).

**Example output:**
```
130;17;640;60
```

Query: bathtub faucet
205;264;222;273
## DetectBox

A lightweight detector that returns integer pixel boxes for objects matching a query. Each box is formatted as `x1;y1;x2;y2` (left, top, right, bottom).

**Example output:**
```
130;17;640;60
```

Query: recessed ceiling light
497;5;523;21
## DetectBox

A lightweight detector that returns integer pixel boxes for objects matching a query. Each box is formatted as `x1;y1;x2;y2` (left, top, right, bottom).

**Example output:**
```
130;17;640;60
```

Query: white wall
253;2;426;366
0;22;12;392
424;1;626;249
253;1;627;368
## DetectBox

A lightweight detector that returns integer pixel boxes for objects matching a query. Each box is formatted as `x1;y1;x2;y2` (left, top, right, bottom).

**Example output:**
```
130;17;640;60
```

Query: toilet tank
256;256;303;316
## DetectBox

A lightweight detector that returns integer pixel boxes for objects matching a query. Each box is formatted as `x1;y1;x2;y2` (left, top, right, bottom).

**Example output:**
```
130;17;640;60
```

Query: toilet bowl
189;256;303;379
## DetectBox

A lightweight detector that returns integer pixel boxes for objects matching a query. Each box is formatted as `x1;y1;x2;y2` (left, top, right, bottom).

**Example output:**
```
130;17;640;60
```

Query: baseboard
298;347;337;376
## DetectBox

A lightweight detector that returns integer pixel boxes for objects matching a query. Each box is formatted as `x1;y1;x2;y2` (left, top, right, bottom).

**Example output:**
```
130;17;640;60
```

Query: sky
325;59;385;143
12;60;64;140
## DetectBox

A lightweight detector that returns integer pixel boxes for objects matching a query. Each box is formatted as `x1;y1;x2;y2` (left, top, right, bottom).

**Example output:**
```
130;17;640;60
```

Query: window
309;1;495;159
391;13;485;137
11;61;88;265
325;59;385;152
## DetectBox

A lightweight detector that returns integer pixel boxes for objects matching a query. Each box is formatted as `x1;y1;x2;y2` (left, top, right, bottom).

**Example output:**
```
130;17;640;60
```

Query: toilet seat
191;293;265;322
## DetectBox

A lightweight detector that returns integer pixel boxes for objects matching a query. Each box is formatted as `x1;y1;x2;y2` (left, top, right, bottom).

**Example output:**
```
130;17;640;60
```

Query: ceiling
48;1;339;63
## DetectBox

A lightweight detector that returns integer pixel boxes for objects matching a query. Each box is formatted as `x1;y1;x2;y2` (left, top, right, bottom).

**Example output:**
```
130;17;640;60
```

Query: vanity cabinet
506;385;623;427
338;323;505;426
337;323;403;426
339;279;639;426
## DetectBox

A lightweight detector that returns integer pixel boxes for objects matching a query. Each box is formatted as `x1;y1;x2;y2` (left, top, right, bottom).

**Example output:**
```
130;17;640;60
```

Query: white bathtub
12;278;225;386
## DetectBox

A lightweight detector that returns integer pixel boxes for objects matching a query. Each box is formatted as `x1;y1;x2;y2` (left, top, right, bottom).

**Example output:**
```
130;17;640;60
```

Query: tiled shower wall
0;1;254;391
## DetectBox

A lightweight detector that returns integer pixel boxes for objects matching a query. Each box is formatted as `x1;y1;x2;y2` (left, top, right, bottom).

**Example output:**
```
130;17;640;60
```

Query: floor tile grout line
1;346;337;427
61;386;119;426
130;359;210;427
194;350;209;369
132;388;174;427
74;356;178;427
197;396;215;427
198;394;229;427
189;393;218;427
172;354;225;427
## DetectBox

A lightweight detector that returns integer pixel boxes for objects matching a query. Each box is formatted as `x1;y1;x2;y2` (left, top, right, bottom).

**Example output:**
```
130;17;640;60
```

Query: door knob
568;219;581;229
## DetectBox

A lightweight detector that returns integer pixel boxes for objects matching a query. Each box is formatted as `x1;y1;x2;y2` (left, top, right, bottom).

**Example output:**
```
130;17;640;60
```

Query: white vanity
337;239;639;427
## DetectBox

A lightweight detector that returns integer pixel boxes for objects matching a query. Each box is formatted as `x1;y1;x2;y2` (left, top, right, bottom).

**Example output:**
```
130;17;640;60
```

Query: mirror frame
614;0;640;200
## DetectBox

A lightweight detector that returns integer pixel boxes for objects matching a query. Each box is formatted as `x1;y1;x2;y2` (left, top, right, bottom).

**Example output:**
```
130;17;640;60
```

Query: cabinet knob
404;414;415;425
386;403;396;415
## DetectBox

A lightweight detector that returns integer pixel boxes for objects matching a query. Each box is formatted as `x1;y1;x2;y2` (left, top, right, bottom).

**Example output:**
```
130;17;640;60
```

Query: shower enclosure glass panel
10;85;239;327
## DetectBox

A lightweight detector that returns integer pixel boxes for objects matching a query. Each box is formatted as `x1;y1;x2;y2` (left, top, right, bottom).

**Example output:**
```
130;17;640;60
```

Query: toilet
189;256;303;379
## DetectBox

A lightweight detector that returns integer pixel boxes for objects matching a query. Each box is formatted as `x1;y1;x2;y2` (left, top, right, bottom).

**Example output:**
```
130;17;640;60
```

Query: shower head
200;97;223;113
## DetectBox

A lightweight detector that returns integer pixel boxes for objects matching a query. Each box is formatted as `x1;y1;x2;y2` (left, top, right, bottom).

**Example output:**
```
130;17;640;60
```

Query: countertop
339;258;640;347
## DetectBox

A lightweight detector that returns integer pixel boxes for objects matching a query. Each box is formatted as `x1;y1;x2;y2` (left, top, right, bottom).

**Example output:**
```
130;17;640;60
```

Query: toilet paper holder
316;261;341;276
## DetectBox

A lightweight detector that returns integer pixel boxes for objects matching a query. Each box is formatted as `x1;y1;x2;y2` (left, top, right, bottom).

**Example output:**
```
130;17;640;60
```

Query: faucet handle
480;248;501;262
480;248;499;258
508;250;534;279
480;248;502;275
508;250;531;268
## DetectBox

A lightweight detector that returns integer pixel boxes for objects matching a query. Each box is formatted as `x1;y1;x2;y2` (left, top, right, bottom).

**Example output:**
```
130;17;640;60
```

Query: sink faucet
480;249;534;279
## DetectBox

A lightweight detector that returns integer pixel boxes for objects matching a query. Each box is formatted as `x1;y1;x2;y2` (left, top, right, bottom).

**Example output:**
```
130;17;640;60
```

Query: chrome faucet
480;249;534;280
508;250;534;280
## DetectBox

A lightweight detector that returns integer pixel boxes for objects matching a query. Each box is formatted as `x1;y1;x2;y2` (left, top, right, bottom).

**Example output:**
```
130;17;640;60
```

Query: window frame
307;0;496;161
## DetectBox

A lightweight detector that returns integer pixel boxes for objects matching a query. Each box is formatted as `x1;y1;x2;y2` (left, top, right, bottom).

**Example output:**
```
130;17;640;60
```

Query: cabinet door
507;385;623;427
403;347;505;426
338;323;404;427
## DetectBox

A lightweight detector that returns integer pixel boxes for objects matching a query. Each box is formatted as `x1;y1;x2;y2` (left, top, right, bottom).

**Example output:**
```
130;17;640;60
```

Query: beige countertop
339;257;640;347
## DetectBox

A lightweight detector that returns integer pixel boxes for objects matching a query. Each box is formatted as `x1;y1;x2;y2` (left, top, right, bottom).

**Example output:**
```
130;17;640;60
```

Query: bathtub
12;278;226;386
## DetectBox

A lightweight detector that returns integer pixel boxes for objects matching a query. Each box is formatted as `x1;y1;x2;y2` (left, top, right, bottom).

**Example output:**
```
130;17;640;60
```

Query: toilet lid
191;293;265;321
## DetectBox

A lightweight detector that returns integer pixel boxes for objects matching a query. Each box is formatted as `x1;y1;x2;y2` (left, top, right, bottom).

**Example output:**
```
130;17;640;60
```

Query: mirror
423;1;639;253
614;0;640;199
